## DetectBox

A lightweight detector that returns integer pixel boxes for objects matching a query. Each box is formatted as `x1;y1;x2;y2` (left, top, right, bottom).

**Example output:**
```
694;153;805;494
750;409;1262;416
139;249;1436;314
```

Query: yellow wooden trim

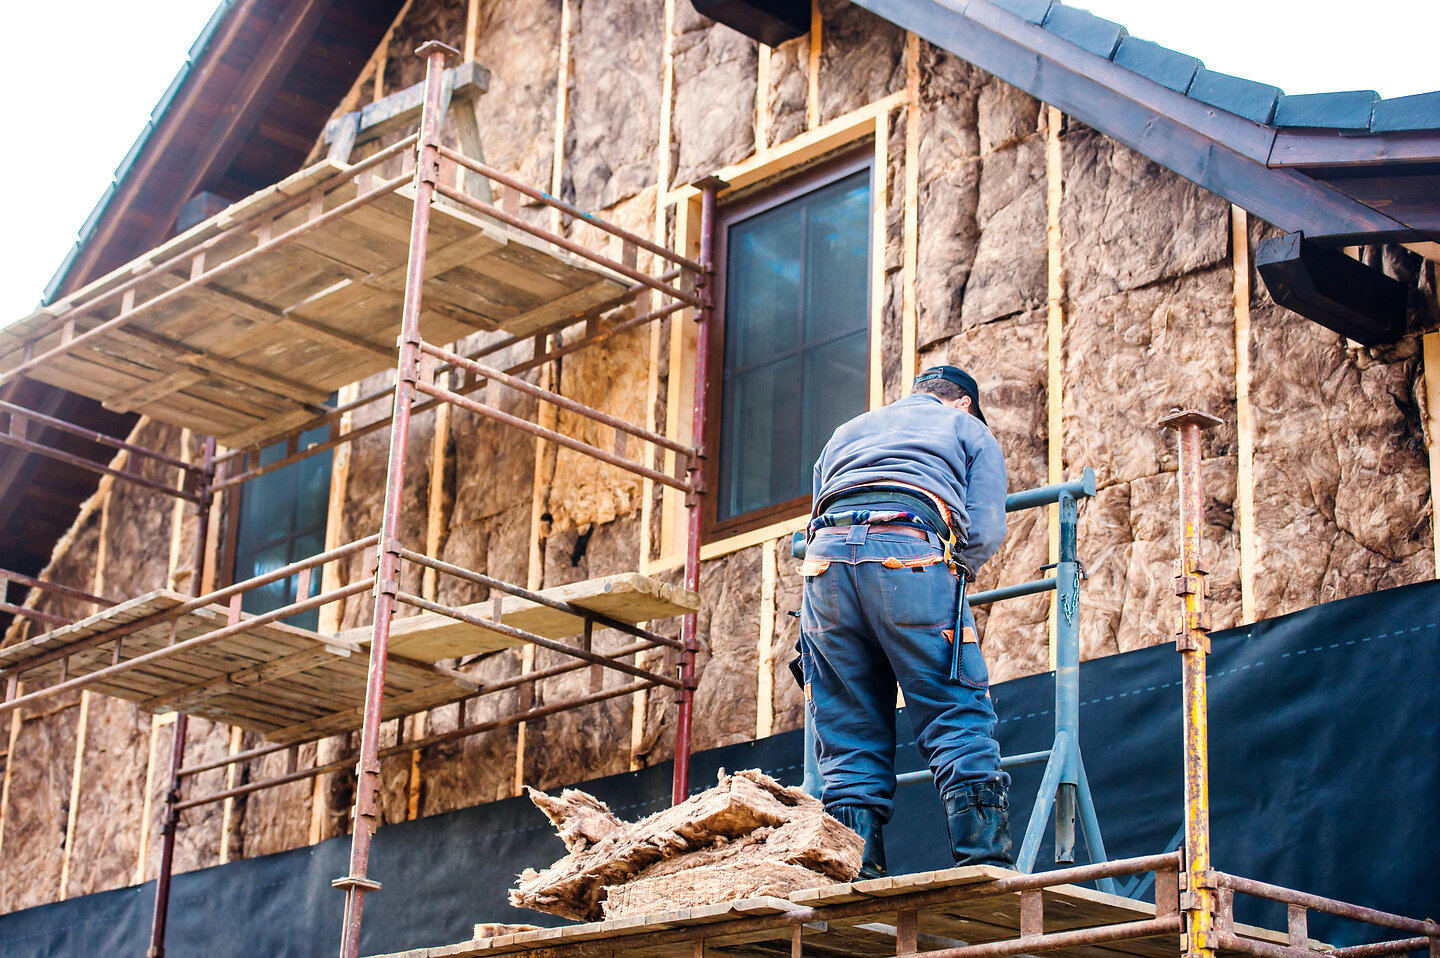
407;711;426;819
134;711;176;885
1045;106;1064;671
869;112;889;411
56;690;91;900
550;0;573;235
756;42;772;150
1232;206;1256;621
219;724;243;864
0;694;23;895
1425;331;1440;578
423;369;453;602
807;0;821;130
167;428;193;592
663;96;900;206
464;0;482;63
901;31;921;389
320;383;360;636
757;541;778;738
701;513;809;563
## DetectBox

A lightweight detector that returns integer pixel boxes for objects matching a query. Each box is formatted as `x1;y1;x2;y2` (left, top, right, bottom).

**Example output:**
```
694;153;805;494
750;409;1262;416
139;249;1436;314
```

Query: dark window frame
702;148;875;541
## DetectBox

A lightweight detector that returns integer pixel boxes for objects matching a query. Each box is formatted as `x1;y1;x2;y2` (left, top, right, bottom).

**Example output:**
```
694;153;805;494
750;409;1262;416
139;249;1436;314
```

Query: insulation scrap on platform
510;769;862;921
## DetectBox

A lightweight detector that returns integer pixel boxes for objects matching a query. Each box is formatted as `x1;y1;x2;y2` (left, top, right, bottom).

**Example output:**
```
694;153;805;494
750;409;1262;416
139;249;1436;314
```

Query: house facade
0;0;1435;921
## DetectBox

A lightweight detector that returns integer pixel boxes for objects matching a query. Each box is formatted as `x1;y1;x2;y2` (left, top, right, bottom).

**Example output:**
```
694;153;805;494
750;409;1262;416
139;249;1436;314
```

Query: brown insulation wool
671;2;758;189
511;769;860;921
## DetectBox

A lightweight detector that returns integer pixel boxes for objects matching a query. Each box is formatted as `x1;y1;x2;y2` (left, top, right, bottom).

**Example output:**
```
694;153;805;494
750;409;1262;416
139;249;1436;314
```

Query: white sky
0;1;1435;325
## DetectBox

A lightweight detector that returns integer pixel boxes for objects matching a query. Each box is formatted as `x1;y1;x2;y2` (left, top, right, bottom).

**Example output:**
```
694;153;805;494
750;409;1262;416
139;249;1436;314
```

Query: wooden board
1;590;476;744
367;872;1305;958
338;573;701;662
0;158;630;450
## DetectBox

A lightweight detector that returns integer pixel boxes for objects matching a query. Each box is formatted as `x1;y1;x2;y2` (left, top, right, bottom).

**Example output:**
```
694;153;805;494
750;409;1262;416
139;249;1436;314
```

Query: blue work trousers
799;525;1008;821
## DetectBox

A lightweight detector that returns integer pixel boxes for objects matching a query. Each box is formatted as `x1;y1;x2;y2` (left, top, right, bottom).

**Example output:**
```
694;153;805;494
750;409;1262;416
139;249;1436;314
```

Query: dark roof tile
1112;36;1201;94
1189;68;1282;124
1041;4;1126;59
990;0;1053;25
1370;90;1440;133
1274;90;1378;129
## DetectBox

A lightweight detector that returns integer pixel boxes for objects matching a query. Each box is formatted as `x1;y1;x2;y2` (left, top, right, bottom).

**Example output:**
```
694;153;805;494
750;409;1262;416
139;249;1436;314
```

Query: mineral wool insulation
511;769;862;921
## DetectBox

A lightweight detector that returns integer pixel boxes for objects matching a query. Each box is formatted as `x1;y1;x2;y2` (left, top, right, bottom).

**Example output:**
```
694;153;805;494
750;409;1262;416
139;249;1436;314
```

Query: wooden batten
1044;106;1064;671
868;113;889;411
756;542;778;738
807;0;822;130
902;31;921;389
1425;331;1440;578
464;0;482;63
219;724;244;863
0;693;22;890
1232;206;1257;622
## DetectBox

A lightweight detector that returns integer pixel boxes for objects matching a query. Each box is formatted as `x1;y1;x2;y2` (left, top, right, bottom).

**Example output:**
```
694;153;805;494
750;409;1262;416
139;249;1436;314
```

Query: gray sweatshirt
812;392;1008;570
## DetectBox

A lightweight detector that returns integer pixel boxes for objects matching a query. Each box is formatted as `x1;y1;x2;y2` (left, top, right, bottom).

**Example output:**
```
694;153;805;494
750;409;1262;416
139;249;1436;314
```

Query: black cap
913;365;986;424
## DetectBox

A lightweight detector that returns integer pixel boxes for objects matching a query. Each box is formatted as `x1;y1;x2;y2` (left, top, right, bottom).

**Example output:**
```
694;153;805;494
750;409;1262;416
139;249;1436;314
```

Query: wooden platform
337;573;702;661
0;590;476;745
369;867;1308;958
0;159;629;449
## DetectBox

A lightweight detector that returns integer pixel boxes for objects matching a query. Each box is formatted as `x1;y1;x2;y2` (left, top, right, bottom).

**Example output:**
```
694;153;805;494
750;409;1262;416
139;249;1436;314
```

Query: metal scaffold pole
148;437;215;958
1160;407;1223;958
672;177;721;805
334;39;456;958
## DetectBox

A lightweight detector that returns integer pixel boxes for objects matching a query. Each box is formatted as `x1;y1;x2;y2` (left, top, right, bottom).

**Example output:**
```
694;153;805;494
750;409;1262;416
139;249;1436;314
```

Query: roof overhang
853;0;1440;248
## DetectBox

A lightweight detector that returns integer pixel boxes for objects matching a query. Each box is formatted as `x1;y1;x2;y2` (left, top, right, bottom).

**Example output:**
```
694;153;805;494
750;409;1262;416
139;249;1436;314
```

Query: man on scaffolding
798;364;1012;879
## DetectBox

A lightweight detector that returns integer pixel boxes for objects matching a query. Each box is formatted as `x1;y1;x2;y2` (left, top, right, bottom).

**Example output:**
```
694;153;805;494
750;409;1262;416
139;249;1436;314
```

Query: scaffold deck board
367;869;1301;958
0;158;629;449
337;573;701;662
0;590;476;744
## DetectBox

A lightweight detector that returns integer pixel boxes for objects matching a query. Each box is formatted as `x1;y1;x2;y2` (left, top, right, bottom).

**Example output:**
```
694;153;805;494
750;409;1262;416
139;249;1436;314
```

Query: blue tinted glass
233;396;335;630
717;168;870;522
720;357;801;518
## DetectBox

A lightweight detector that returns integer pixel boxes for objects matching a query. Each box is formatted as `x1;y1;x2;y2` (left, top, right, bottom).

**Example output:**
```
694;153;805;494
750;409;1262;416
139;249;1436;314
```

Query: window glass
716;166;871;525
234;418;333;631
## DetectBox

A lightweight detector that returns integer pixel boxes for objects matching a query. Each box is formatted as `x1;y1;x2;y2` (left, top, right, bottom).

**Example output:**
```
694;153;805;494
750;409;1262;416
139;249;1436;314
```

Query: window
232;419;334;631
706;154;872;537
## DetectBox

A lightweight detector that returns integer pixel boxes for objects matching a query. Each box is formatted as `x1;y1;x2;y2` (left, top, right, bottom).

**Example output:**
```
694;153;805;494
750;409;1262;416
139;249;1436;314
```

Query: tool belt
812;482;973;579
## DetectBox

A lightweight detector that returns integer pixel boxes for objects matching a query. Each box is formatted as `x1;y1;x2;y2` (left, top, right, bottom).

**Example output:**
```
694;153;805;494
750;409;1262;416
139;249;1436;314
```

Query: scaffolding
0;40;1432;958
0;40;715;958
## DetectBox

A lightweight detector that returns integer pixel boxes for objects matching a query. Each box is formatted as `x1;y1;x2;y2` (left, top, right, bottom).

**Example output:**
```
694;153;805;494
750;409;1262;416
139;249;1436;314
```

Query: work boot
942;781;1014;867
828;805;888;880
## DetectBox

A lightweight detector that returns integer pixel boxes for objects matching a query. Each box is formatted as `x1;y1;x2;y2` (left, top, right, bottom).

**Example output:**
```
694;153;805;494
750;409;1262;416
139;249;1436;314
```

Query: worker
798;365;1012;879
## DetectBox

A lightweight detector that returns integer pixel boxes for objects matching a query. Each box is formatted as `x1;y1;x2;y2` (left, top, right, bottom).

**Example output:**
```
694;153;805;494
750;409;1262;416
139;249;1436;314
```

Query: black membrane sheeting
1;579;1435;956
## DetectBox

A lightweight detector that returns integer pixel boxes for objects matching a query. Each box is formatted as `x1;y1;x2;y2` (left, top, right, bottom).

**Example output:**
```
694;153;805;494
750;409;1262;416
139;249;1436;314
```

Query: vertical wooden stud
901;32;920;389
1044;105;1065;671
869;112;889;411
135;712;177;885
807;0;822;130
1232;206;1257;621
464;0;482;63
550;0;574;236
0;692;22;894
756;540;778;738
57;690;92;900
1424;331;1440;578
219;725;244;864
756;44;772;151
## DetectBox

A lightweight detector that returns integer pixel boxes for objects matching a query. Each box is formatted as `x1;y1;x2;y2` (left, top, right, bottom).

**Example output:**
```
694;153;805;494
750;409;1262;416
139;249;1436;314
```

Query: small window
706;154;872;537
232;420;334;631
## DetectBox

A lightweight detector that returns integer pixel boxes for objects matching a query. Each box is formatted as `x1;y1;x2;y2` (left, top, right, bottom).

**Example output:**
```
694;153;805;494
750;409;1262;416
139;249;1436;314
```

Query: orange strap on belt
880;554;947;569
